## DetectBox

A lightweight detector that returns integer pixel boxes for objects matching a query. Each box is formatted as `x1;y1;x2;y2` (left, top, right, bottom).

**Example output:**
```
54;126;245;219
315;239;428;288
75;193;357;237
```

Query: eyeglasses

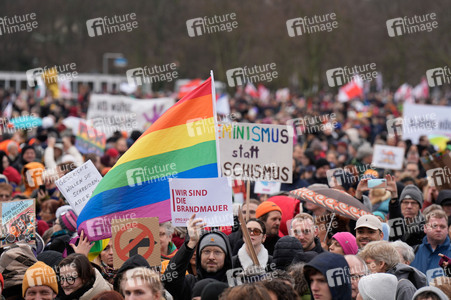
401;200;419;207
247;228;263;236
0;194;10;199
350;273;365;282
59;275;78;285
201;250;224;257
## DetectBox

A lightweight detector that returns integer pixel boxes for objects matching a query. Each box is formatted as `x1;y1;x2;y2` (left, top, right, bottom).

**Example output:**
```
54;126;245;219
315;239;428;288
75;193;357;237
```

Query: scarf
237;244;269;271
100;260;117;284
161;242;178;260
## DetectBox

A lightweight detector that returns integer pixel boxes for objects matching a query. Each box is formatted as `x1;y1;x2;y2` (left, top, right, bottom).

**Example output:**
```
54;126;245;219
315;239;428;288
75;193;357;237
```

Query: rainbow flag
78;77;219;241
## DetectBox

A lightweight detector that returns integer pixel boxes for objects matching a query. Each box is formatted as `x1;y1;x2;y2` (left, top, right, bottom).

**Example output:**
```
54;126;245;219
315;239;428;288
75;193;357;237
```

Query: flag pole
211;70;222;177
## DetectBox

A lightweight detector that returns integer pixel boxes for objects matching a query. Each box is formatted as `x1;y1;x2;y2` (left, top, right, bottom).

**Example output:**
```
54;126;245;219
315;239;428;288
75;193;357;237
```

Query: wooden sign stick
239;207;259;266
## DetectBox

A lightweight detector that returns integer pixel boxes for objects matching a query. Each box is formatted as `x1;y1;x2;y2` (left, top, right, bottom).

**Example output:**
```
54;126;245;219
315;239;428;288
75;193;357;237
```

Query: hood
412;286;448;300
387;263;427;289
304;252;352;300
113;254;150;291
196;231;233;282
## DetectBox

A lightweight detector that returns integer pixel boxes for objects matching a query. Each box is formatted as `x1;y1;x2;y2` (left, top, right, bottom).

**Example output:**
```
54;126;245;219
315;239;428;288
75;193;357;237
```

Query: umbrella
10;116;42;129
289;187;370;221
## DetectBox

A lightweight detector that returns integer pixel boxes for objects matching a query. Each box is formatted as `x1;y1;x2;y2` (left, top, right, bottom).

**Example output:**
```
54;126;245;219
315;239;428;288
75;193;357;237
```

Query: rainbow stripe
78;78;218;241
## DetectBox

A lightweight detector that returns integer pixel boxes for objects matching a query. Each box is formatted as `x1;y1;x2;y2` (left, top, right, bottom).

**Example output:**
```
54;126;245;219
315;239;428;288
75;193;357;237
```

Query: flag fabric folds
77;77;219;241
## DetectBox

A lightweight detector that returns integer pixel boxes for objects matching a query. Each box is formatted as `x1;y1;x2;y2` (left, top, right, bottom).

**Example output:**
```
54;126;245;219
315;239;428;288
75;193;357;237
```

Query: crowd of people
0;83;451;300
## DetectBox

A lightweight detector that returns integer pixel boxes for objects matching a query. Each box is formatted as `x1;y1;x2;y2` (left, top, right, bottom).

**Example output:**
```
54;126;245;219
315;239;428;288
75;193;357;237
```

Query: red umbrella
289;187;370;220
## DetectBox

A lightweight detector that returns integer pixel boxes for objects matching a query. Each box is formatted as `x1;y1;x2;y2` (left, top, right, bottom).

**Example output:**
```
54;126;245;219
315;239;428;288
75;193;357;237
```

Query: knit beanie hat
399;184;423;208
332;232;358;255
199;233;228;255
200;281;229;300
256;201;282;219
59;209;77;233
192;278;217;298
22;261;58;296
37;250;63;272
358;273;397;300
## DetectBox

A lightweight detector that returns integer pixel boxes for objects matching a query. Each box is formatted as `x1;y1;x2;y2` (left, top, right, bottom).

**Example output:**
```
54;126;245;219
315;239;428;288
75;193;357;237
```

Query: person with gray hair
391;240;415;265
160;221;177;260
359;241;427;300
345;255;369;300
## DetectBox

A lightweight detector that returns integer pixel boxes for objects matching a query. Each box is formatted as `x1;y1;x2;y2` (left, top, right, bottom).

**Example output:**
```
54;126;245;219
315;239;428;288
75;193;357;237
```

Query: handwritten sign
218;123;293;183
0;199;35;248
55;160;102;215
169;177;233;227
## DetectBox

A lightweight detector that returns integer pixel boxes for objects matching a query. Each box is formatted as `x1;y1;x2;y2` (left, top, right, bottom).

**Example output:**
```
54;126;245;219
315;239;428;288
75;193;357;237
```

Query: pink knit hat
332;232;358;255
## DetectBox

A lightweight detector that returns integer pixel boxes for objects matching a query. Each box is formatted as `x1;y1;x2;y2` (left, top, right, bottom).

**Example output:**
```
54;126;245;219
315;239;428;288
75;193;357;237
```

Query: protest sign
111;217;160;269
254;181;281;195
402;103;451;143
62;117;106;156
55;160;102;215
87;94;174;137
372;145;405;170
169;177;233;227
0;199;35;248
218;123;293;183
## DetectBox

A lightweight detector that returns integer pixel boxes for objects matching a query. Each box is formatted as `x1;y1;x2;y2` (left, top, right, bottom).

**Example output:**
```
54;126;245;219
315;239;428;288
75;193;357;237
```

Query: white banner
402;103;450;143
55;160;102;215
169;177;233;227
218;123;293;183
87;94;174;137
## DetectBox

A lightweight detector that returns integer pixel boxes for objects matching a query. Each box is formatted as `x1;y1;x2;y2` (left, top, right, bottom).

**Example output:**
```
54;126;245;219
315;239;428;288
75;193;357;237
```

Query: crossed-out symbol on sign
114;223;156;261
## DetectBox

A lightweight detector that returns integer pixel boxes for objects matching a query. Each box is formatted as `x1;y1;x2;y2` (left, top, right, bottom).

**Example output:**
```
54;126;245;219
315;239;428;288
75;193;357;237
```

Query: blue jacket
411;235;451;279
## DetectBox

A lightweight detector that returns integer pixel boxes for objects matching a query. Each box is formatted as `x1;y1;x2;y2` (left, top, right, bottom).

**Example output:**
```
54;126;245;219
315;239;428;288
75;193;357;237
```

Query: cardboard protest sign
0;199;35;248
421;150;451;191
111;217;160;269
254;181;281;195
218;122;293;183
169;177;233;227
55;160;102;215
372;145;405;170
87;94;174;137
